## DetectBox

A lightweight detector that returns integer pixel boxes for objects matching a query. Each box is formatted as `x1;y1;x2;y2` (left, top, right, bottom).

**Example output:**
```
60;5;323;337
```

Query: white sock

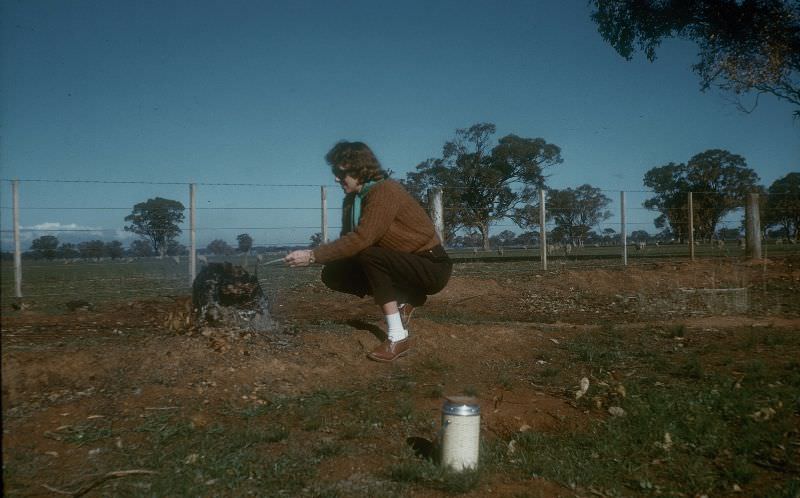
385;312;408;342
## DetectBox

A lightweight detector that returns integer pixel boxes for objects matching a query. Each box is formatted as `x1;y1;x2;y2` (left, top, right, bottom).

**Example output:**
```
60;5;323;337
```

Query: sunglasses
332;168;350;180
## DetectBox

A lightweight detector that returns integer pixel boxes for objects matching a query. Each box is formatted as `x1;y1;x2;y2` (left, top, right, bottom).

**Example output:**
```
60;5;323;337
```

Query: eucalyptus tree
309;232;323;248
207;239;233;256
515;185;612;245
59;242;79;259
404;123;562;250
764;172;800;240
124;197;185;258
78;240;106;259
591;0;800;116
643;150;760;241
130;239;154;257
236;233;254;254
106;240;125;259
30;235;59;260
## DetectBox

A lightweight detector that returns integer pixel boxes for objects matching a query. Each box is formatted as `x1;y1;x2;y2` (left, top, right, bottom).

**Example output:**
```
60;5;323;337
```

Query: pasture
2;253;799;497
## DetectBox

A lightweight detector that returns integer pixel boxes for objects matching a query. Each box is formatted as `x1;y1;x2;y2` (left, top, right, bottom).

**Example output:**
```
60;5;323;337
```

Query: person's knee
321;261;369;297
356;246;383;263
320;265;342;290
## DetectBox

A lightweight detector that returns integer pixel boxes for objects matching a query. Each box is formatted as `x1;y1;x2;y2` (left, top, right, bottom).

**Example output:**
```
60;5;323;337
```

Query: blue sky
1;0;798;250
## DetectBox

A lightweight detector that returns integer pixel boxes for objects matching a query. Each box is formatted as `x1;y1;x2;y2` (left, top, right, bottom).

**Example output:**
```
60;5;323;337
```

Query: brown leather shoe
367;336;413;362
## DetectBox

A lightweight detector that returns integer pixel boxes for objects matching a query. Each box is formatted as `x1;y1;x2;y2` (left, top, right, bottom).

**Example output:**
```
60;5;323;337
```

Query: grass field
3;241;798;311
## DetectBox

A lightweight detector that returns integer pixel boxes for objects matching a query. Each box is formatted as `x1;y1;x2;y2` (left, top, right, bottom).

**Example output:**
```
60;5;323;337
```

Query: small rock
575;377;590;399
507;440;517;454
750;407;776;422
608;406;626;417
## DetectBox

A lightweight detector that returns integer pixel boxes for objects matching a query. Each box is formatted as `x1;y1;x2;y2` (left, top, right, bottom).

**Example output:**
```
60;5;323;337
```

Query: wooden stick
43;470;157;497
262;257;286;265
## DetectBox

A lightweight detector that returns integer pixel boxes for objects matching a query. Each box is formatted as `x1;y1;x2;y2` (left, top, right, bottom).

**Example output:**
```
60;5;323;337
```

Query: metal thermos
440;396;480;470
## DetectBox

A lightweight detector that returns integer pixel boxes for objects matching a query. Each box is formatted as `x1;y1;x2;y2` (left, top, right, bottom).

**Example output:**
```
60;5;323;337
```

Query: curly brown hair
325;141;387;183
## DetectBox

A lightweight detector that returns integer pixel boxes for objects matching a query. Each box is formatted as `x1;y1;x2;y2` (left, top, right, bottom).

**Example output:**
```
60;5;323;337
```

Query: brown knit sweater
312;179;441;264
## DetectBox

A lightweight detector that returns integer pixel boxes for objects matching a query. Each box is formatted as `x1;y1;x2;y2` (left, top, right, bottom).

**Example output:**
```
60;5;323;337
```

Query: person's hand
284;249;315;267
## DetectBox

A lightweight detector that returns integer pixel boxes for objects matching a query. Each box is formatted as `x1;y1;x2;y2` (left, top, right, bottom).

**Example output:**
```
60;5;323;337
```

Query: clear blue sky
1;0;798;249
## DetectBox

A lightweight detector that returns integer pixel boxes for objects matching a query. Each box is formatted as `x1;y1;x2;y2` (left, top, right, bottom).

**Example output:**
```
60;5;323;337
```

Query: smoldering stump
192;262;274;332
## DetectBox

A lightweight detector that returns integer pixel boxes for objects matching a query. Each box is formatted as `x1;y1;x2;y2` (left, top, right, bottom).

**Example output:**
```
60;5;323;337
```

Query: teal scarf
350;179;384;231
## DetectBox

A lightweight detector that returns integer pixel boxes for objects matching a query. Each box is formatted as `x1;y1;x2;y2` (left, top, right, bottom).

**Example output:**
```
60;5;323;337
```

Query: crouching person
284;141;452;362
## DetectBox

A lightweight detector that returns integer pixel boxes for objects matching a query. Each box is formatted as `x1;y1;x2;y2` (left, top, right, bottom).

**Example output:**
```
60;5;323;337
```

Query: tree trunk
481;223;490;251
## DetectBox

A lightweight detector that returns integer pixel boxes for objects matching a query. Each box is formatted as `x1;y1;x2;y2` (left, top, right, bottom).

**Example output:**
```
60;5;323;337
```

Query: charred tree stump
192;262;274;332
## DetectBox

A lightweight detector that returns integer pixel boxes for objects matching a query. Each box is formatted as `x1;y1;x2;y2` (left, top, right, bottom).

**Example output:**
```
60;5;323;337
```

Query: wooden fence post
620;190;627;266
13;179;22;298
189;183;196;286
321;186;328;243
745;192;762;259
428;188;444;244
539;188;547;271
688;192;695;261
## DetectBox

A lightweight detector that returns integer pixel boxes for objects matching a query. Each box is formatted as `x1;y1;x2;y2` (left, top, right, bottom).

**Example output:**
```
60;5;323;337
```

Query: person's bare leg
382;301;399;315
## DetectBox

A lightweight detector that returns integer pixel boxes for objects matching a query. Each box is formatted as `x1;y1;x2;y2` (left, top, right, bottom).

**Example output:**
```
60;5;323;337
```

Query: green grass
491;326;800;497
418;354;452;373
389;449;482;494
43;421;114;446
0;254;319;312
1;258;190;312
108;411;319;496
446;241;800;263
662;324;686;338
498;370;799;495
5;324;798;497
97;382;438;496
100;387;420;496
4;247;800;313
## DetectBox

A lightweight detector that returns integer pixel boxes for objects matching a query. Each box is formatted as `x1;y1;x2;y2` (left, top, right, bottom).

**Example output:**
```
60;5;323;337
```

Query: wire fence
1;178;798;310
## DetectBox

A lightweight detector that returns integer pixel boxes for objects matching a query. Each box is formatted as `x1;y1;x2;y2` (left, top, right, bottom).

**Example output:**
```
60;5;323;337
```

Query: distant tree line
20;236;188;260
402;122;799;248
8;123;797;258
